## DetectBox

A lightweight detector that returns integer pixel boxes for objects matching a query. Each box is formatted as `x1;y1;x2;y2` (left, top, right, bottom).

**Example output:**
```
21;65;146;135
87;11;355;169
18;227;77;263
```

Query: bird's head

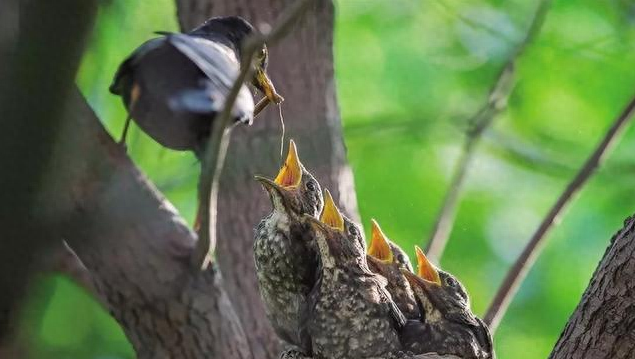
366;219;412;271
193;16;255;43
256;140;322;218
251;44;284;105
302;189;365;269
192;16;283;105
401;246;478;327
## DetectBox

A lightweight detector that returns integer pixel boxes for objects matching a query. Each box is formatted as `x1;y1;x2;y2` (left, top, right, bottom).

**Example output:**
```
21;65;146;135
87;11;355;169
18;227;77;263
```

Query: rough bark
176;1;359;357
549;215;635;359
54;89;253;359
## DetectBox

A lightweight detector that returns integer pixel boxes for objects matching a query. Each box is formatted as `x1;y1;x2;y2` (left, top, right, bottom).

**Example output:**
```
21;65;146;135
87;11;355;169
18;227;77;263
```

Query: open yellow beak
256;68;284;104
415;245;441;285
320;189;344;231
274;140;302;188
368;219;394;263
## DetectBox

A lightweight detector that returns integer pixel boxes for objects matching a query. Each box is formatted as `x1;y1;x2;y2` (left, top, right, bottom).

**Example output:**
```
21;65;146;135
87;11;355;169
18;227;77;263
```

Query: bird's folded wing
474;317;496;359
167;33;238;89
109;37;166;94
370;275;407;329
166;33;254;119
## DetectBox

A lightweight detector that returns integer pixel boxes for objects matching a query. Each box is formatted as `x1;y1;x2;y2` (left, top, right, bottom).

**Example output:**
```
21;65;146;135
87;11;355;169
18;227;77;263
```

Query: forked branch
424;0;552;263
484;92;635;333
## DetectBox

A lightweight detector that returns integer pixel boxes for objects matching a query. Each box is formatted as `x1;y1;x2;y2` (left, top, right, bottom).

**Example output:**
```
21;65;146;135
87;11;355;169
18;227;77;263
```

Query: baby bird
366;219;419;319
254;140;323;354
400;246;495;359
304;192;406;359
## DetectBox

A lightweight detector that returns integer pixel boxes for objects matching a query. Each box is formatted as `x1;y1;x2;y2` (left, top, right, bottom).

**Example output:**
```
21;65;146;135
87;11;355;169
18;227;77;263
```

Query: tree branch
54;89;253;359
177;1;360;356
50;241;102;304
192;0;317;269
549;215;635;359
424;0;552;263
484;92;635;333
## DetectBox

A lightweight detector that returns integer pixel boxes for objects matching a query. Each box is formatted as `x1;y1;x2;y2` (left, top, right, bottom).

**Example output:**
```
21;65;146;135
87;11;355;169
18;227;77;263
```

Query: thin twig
424;0;552;263
484;93;635;333
191;0;316;269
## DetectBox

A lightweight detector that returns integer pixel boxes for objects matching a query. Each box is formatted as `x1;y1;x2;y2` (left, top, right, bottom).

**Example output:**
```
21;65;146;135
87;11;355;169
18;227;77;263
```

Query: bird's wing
445;306;479;328
109;37;166;95
166;33;239;88
384;288;407;329
166;33;254;120
474;317;495;359
370;274;407;329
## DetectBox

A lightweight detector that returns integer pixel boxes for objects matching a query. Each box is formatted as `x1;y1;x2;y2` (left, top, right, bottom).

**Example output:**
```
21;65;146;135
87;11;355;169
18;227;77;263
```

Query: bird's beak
400;267;446;316
274;140;302;188
255;175;288;210
366;254;388;275
319;189;344;232
415;245;441;286
400;267;432;301
368;219;394;263
255;67;284;104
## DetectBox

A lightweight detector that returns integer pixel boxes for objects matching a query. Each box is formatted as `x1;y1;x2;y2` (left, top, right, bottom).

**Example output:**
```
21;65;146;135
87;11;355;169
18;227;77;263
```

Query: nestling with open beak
366;219;419;319
400;246;495;359
254;140;323;354
303;193;406;359
110;16;283;155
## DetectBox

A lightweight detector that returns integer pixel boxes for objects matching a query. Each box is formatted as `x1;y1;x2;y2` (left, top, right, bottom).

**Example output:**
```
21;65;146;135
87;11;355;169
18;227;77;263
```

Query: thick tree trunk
176;1;359;357
549;215;635;359
7;1;634;358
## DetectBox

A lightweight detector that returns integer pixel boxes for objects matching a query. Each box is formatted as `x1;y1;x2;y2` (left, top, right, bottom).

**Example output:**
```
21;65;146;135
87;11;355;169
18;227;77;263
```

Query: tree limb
49;241;103;305
484;92;635;333
549;215;635;359
177;1;361;357
424;0;552;263
54;89;253;359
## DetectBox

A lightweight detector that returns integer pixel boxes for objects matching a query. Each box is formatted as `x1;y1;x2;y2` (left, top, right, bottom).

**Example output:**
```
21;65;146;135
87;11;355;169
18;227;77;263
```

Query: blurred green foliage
19;0;635;358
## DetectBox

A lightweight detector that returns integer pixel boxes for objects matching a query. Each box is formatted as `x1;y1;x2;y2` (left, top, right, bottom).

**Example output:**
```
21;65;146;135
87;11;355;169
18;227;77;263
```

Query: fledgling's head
366;219;412;271
401;246;477;327
302;189;365;269
256;140;322;218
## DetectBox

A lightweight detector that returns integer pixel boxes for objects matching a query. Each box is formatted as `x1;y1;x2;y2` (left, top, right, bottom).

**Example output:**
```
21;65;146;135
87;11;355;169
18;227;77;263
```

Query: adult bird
254;140;323;355
303;192;406;359
400;246;495;359
366;219;419;319
110;16;283;156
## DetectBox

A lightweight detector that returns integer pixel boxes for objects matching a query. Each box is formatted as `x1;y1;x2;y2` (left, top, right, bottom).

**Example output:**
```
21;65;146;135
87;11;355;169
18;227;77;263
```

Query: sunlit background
17;0;635;358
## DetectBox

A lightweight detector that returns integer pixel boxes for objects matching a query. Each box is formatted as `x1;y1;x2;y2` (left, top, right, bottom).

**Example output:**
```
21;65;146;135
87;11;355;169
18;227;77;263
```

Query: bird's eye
445;277;457;287
258;48;267;59
348;225;358;237
306;181;316;192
